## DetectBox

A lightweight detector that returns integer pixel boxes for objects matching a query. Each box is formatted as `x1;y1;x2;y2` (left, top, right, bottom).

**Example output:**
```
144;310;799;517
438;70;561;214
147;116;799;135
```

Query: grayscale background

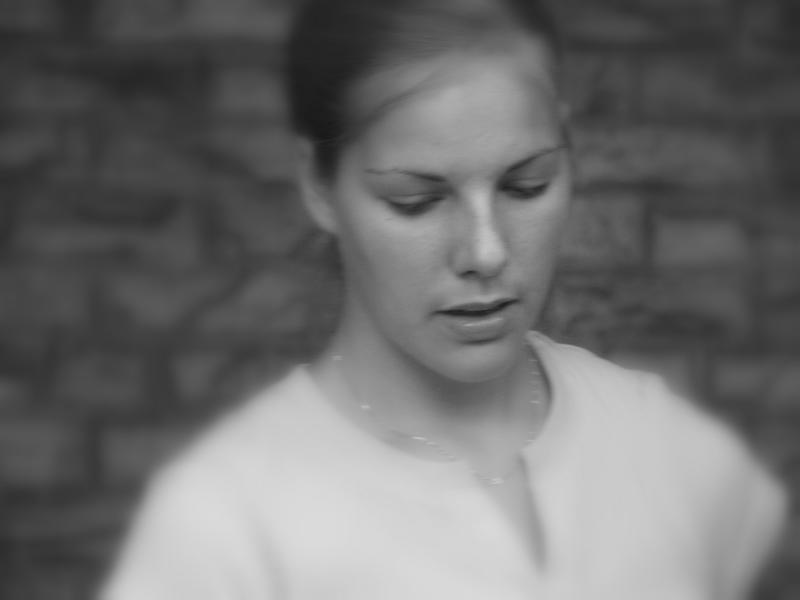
0;0;797;597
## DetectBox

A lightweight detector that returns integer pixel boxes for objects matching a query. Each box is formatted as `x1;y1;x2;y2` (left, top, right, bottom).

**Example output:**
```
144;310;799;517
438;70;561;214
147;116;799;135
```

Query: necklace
331;347;546;486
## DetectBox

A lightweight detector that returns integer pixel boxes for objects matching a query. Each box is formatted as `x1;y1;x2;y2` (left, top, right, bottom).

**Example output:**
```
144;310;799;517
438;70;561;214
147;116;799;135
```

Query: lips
436;298;516;342
439;298;516;318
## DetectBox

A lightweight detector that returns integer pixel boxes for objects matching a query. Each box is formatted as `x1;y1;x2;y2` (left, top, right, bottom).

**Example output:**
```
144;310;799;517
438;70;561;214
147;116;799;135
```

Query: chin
430;332;525;383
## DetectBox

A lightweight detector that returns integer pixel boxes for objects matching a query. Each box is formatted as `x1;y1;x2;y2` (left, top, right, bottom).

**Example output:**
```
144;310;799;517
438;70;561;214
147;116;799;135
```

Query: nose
451;195;509;280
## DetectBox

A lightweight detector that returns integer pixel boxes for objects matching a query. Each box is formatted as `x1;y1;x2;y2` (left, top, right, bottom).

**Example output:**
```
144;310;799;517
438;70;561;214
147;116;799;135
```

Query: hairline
317;32;562;182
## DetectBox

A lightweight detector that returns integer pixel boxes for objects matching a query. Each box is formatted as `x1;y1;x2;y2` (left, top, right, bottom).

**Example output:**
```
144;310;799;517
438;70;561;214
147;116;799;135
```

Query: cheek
512;192;570;258
337;199;443;306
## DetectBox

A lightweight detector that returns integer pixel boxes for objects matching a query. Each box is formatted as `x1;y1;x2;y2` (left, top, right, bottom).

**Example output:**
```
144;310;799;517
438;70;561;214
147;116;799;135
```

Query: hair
286;0;561;179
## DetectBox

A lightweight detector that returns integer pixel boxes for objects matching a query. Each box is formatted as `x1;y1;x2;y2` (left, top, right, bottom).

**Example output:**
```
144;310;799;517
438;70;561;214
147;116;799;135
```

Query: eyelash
387;194;444;216
502;182;550;200
385;182;551;217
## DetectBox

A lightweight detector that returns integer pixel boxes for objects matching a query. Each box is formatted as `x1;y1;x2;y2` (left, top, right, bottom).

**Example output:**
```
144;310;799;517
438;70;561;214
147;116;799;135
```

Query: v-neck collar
291;331;574;489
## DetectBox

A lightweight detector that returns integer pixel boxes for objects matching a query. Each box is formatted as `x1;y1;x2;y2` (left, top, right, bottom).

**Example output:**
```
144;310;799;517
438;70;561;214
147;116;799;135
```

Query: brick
64;186;181;227
101;425;193;486
759;204;800;267
773;517;800;569
0;328;51;372
752;419;800;474
559;190;645;268
0;265;89;334
766;266;800;301
172;350;231;405
0;0;59;31
0;122;61;173
542;270;752;348
730;66;800;119
556;0;730;44
205;121;294;181
552;1;670;45
103;266;234;332
572;123;764;187
607;350;699;399
763;269;800;348
713;356;774;401
0;377;33;412
0;184;14;246
86;56;205;108
53;351;149;415
736;0;798;60
0;419;87;490
48;129;209;193
762;234;800;266
713;355;800;412
180;0;289;40
0;562;96;600
633;0;728;25
12;189;204;268
0;493;129;542
788;467;800;518
653;215;751;269
771;126;800;188
198;263;314;338
0;65;96;115
210;66;286;117
764;310;800;349
641;57;800;119
635;273;752;343
14;186;181;235
213;349;296;402
639;57;721;117
97;0;290;42
208;179;313;258
174;347;296;407
561;53;639;117
42;125;207;195
93;0;178;39
755;558;800;600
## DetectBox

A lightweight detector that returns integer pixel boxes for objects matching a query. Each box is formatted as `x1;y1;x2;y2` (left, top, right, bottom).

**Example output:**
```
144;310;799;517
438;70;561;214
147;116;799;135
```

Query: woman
101;0;787;598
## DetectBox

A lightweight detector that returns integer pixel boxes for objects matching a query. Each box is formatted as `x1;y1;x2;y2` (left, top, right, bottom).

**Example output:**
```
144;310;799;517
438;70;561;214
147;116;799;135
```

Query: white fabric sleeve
717;454;789;600
99;462;283;600
640;373;789;600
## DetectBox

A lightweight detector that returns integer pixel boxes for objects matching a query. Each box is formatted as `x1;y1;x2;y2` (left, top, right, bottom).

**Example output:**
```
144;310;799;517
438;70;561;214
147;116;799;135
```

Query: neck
316;304;541;453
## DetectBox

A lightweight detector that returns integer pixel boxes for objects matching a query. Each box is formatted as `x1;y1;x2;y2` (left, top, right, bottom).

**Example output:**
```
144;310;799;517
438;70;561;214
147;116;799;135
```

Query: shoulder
535;331;732;437
530;332;652;413
532;333;788;582
531;332;649;394
532;332;786;504
103;460;283;600
144;368;310;500
101;371;311;599
185;367;311;460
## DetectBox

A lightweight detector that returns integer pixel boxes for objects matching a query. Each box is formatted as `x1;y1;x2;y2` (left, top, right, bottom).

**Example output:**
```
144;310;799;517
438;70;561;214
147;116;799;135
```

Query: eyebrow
364;167;446;182
506;145;565;173
364;145;564;181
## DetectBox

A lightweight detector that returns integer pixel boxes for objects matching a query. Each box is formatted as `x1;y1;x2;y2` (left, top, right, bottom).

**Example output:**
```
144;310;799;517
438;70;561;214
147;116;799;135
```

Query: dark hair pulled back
286;0;561;178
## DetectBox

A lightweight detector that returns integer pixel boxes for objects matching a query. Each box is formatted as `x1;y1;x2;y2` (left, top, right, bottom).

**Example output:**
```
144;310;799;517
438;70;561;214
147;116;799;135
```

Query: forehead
345;45;561;175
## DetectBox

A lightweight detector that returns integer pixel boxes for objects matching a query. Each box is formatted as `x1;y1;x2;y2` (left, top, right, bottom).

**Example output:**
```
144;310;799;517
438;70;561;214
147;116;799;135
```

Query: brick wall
0;0;797;598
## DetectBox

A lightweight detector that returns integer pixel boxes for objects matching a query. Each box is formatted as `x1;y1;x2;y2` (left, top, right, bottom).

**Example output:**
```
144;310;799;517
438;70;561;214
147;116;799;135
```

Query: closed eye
384;193;445;216
501;181;551;200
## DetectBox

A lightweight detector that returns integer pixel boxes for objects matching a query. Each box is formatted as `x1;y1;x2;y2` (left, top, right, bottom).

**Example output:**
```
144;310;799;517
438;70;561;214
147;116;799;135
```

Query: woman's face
312;47;572;382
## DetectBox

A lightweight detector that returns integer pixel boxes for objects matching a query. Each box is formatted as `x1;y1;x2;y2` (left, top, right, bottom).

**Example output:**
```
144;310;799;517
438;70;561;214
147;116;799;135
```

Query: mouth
439;298;516;318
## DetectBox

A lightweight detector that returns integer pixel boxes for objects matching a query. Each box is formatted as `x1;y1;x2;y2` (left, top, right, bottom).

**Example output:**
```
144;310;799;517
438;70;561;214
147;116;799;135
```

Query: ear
295;137;339;235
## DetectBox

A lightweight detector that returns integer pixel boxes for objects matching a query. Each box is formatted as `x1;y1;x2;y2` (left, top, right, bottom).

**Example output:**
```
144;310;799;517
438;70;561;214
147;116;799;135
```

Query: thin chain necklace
331;348;546;486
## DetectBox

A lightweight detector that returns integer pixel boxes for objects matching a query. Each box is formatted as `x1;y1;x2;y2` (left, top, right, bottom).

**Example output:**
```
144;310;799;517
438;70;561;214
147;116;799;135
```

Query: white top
101;333;787;600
